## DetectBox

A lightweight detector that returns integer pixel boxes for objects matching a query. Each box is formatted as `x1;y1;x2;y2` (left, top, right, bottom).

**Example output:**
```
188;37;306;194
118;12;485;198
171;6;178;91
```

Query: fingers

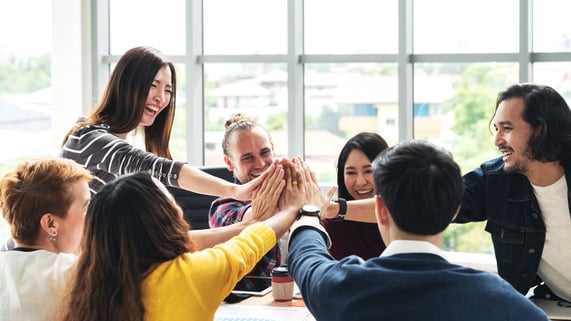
250;163;285;221
255;162;274;184
280;158;304;188
280;158;294;186
309;167;319;185
291;157;324;207
293;156;310;184
326;186;338;200
266;167;285;199
295;156;319;186
265;162;284;188
292;160;304;190
255;162;284;201
277;158;302;209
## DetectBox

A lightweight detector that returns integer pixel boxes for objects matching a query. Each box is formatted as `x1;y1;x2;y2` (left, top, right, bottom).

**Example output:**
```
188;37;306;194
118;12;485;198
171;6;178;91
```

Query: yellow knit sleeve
141;222;277;321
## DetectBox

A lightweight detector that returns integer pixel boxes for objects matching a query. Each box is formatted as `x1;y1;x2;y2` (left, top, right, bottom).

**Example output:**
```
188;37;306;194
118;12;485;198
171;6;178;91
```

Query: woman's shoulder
72;123;111;135
62;123;117;151
0;249;77;270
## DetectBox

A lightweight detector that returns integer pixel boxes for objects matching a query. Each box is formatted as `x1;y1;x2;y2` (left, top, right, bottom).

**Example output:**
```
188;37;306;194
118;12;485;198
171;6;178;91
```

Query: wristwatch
298;205;321;220
333;198;347;221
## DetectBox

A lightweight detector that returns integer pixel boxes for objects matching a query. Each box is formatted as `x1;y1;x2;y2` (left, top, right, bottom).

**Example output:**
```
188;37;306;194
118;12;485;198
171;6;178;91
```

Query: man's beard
503;147;532;176
504;161;528;175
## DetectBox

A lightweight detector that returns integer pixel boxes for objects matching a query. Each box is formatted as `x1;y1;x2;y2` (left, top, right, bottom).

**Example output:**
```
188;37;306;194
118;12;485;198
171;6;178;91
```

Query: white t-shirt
532;175;571;301
0;249;77;321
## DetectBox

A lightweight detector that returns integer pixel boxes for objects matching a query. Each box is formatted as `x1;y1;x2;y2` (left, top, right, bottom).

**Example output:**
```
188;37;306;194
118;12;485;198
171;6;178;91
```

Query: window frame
84;0;571;166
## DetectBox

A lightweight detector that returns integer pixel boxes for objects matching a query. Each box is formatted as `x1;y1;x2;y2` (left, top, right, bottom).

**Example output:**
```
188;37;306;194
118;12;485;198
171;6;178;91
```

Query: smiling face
223;127;275;184
492;97;535;174
140;65;173;126
344;149;375;200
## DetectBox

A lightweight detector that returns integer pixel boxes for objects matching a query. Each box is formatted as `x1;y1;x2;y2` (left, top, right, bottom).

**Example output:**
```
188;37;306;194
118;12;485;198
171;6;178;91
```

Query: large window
414;0;519;53
203;63;289;165
204;0;287;55
2;0;571;254
109;0;186;54
0;0;53;242
304;0;398;54
533;0;571;52
304;63;399;182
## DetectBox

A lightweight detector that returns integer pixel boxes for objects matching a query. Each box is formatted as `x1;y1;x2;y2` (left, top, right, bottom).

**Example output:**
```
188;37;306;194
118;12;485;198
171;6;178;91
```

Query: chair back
167;166;234;230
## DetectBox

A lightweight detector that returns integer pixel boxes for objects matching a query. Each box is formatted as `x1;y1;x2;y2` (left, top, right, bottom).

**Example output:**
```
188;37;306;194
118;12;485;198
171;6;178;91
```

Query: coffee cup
271;266;294;302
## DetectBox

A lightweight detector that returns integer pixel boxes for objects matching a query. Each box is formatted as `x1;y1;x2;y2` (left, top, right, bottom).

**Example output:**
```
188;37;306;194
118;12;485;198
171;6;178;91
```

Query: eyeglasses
557;300;571;308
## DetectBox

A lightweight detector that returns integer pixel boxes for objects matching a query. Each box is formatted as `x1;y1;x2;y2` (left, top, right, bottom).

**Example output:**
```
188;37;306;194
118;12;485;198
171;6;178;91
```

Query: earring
49;230;57;242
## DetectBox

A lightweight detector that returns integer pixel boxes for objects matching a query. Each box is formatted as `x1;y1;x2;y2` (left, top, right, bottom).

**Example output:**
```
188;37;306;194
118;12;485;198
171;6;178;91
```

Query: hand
248;161;285;222
277;158;305;213
262;160;306;239
318;186;341;219
234;162;276;201
293;157;333;213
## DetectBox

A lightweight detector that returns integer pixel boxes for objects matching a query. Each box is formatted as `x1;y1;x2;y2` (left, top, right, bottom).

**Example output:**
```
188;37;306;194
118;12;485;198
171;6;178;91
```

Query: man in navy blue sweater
288;140;548;321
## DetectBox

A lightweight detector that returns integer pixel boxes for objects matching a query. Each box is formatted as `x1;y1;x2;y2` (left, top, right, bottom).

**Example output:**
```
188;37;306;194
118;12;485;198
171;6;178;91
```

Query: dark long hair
63;46;177;159
336;132;389;200
62;173;194;321
494;83;571;167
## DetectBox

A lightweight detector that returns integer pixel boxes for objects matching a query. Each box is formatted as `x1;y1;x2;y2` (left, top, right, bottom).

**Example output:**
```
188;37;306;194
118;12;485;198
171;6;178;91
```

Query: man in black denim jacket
456;84;571;302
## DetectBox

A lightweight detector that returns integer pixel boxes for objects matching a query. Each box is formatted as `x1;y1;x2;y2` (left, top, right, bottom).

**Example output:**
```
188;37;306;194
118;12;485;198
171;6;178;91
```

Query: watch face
301;204;320;216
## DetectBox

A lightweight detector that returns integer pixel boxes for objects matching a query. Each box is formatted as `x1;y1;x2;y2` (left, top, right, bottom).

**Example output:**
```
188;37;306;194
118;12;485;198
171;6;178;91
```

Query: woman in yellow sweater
61;159;305;321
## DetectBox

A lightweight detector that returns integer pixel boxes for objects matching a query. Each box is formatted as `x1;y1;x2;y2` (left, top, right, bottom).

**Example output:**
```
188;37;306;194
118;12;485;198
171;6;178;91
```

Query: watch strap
289;216;332;249
333;198;347;221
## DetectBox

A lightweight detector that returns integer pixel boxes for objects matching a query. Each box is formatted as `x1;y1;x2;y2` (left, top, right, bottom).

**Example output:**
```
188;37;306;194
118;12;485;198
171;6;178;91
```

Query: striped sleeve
61;124;185;193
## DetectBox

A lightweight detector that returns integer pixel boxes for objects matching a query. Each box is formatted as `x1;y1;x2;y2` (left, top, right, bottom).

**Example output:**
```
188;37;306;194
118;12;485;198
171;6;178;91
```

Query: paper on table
215;304;313;321
532;299;571;320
